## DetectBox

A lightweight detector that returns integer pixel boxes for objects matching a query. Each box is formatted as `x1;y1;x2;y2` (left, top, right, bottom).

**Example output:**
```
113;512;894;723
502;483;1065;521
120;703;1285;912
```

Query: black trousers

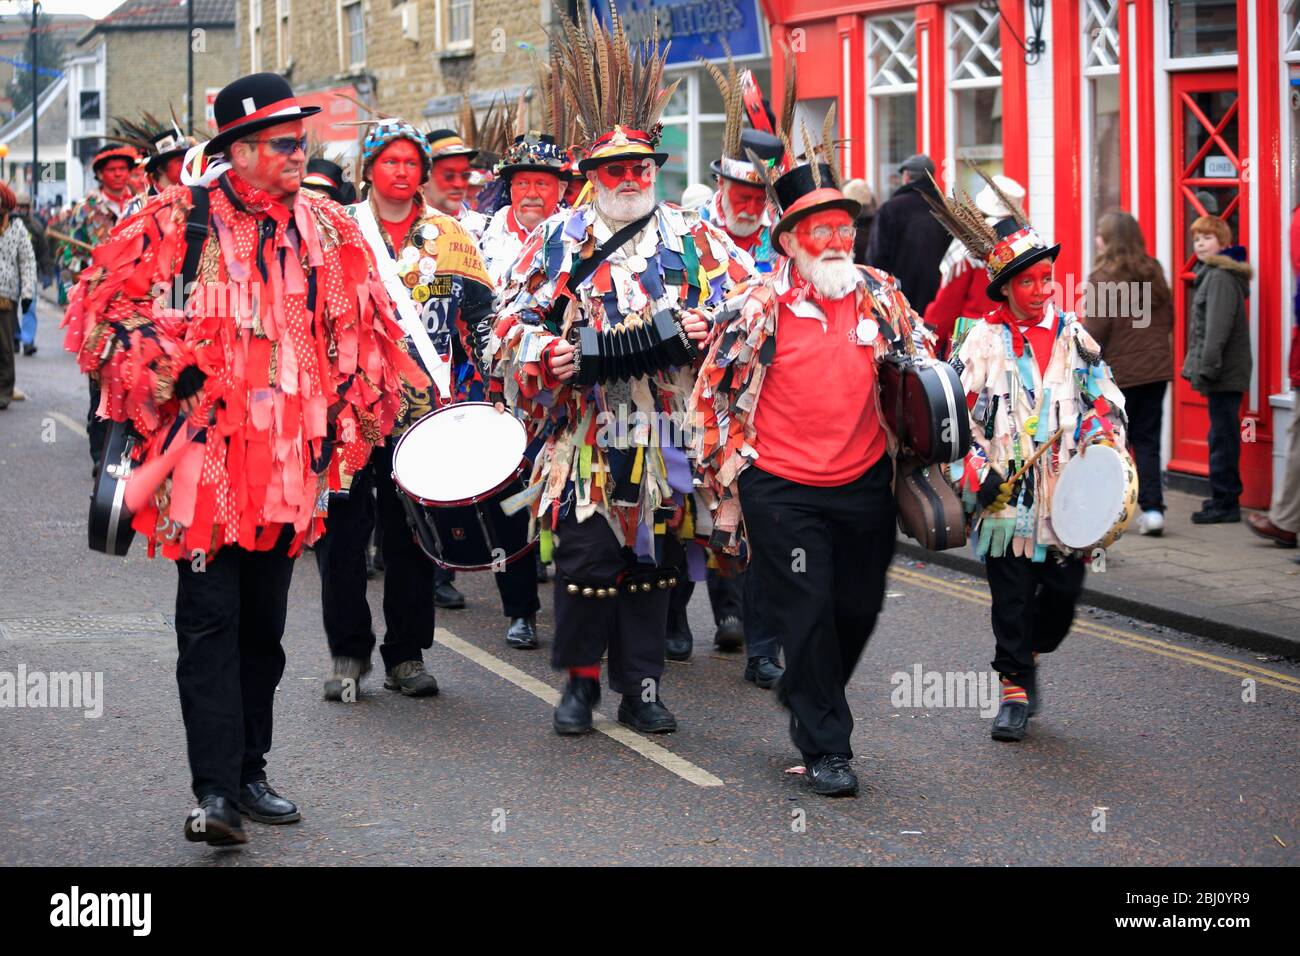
174;528;295;803
985;552;1086;681
738;458;896;762
495;552;541;618
0;305;14;405
315;444;434;670
551;511;670;697
1206;390;1244;507
1122;381;1166;512
668;567;781;658
87;378;108;468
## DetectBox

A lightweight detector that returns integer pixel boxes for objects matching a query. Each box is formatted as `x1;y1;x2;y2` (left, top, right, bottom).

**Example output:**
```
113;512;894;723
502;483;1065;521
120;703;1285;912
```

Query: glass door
1169;70;1243;476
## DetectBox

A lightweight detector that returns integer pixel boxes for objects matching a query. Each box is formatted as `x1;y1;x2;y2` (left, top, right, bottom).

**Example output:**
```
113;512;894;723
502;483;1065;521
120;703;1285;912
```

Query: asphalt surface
2;301;1298;866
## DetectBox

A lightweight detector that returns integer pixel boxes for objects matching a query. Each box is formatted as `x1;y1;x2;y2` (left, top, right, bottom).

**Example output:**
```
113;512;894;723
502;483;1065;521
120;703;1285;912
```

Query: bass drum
1049;443;1138;552
390;402;536;571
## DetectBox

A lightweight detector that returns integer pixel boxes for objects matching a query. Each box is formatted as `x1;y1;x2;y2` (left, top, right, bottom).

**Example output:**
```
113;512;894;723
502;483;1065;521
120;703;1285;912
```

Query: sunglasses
249;135;309;157
595;160;654;185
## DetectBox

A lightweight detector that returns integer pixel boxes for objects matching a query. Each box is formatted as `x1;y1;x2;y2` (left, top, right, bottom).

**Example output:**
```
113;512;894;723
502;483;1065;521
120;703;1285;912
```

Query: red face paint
99;159;132;195
1005;259;1055;321
241;119;306;199
722;179;766;218
593;159;655;189
428;156;471;214
792;209;856;256
372;138;424;203
159;155;184;189
564;177;584;206
510;171;562;231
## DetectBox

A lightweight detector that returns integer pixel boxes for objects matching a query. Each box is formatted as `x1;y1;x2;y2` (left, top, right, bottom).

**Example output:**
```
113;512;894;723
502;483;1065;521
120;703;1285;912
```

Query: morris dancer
61;73;421;846
925;172;1128;743
303;156;358;205
317;116;494;699
669;60;787;678
109;113;195;217
58;142;140;471
692;113;931;797
488;10;751;736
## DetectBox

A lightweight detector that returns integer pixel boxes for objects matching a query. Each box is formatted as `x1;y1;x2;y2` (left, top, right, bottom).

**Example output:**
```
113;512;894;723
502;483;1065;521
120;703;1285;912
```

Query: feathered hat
496;61;567;180
551;5;679;172
107;110;194;174
701;44;784;186
922;160;1059;300
745;48;857;245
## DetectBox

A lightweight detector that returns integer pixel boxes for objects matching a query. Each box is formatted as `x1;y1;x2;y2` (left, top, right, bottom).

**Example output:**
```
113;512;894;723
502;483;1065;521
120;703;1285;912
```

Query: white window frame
68;49;106;140
945;4;1002;178
249;0;263;73
659;69;726;192
864;14;918;199
446;0;473;51
276;0;290;71
339;0;366;70
1081;0;1121;276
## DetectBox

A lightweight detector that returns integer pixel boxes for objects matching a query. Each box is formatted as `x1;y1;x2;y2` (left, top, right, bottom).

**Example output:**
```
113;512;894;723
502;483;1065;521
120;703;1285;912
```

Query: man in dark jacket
1181;215;1252;524
864;154;950;312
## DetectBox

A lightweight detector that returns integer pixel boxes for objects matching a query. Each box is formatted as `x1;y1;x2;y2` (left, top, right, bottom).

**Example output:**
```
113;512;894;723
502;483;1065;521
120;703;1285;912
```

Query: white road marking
47;410;88;438
434;626;724;788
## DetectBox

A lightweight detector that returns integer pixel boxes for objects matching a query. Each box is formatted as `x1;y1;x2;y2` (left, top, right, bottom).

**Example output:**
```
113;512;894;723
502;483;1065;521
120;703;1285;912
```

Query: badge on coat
855;318;879;345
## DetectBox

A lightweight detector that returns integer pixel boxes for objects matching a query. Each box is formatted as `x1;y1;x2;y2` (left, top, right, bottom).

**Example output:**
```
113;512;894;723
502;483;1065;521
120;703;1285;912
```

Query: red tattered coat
62;176;426;559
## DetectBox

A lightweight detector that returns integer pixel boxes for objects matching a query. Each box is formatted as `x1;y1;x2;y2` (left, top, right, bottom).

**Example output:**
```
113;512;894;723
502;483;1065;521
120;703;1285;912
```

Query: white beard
793;247;859;300
721;191;762;237
595;181;656;225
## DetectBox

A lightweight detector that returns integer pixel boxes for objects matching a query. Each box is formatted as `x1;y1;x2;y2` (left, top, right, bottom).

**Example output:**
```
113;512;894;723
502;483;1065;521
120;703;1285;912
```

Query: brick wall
104;27;238;132
238;0;550;127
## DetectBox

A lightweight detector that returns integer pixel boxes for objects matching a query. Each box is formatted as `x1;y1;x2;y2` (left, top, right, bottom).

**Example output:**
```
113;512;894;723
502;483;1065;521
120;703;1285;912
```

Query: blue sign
589;0;767;65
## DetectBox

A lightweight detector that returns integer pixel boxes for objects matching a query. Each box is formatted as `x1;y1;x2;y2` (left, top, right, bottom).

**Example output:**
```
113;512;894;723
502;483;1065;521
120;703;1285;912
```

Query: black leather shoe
666;609;693;662
1191;504;1241;524
434;581;466;609
22;343;36;357
184;795;248;845
991;700;1031;741
617;694;677;733
506;615;538;649
554;676;600;735
806;755;858;797
744;656;783;689
714;615;744;652
237;781;301;824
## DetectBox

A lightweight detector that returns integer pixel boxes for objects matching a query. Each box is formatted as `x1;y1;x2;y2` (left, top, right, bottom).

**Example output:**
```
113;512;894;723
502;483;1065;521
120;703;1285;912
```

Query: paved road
2;302;1297;865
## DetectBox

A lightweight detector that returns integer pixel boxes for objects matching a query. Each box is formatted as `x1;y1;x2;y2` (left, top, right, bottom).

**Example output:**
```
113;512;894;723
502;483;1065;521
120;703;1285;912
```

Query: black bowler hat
426;128;478;162
302;158;351;205
205;72;321;156
769;162;861;246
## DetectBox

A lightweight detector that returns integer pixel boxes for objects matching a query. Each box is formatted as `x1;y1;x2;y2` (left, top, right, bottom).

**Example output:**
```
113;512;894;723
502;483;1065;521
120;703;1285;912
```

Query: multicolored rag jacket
344;197;494;424
950;305;1128;561
61;174;426;560
479;205;532;294
56;189;135;279
690;259;930;554
486;201;753;567
699;189;779;273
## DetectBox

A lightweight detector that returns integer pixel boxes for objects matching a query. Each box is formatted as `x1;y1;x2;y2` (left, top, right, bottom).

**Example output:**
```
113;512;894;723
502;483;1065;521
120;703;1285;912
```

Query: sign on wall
589;0;766;64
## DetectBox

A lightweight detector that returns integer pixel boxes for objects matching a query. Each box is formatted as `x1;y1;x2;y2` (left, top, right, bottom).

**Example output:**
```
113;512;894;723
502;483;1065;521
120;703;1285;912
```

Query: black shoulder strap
180;185;211;293
545;209;656;328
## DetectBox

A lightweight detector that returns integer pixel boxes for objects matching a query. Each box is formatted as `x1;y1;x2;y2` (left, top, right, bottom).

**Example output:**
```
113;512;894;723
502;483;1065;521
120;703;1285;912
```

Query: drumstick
968;410;1100;484
47;229;96;253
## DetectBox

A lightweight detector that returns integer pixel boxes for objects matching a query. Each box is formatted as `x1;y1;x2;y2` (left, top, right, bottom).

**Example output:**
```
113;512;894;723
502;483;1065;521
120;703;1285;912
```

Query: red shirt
751;294;886;486
381;203;422;256
1018;312;1057;379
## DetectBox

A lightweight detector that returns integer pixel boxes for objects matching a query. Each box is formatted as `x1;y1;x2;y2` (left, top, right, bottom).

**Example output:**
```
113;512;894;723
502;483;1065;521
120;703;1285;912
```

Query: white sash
352;199;450;400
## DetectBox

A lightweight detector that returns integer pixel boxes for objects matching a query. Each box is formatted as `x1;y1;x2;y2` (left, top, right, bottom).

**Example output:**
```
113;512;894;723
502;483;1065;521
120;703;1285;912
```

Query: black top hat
205;72;321;156
770;163;861;245
303;158;351;204
984;216;1061;301
426;129;479;162
711;129;784;185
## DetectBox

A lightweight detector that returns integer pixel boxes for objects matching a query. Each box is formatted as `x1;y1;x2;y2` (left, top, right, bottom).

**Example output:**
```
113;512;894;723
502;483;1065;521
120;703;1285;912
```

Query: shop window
947;4;1002;196
1168;0;1237;58
866;14;917;199
1083;0;1122;273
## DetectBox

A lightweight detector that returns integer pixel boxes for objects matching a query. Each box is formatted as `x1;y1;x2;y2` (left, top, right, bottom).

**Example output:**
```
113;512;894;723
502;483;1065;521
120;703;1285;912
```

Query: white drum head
1050;443;1128;550
392;403;527;504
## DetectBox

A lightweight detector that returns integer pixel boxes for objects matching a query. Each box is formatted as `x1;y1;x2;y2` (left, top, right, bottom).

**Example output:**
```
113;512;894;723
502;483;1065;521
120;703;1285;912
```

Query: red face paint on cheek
100;160;132;194
793;209;855;255
371;139;423;201
1006;260;1055;317
162;156;184;187
723;180;766;217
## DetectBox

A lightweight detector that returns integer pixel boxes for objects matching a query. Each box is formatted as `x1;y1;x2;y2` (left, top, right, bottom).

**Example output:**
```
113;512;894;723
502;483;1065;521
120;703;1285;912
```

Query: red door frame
1168;70;1245;479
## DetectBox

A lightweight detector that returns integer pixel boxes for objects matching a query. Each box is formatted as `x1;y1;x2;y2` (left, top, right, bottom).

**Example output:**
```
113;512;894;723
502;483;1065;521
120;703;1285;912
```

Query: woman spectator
1083;211;1174;534
841;179;876;266
1181;214;1253;524
0;180;36;410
